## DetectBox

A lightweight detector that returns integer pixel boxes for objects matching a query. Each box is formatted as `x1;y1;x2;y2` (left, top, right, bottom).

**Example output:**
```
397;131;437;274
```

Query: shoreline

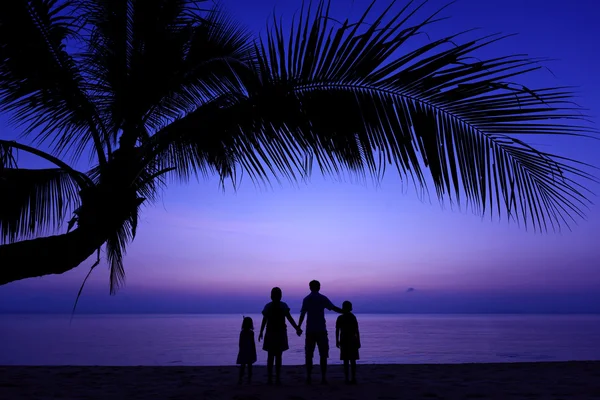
2;360;599;367
2;361;599;399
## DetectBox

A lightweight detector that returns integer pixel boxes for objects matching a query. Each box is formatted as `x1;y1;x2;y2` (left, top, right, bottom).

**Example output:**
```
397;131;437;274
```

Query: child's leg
247;364;253;382
267;352;274;383
238;364;245;383
275;352;282;383
343;360;349;382
350;360;357;382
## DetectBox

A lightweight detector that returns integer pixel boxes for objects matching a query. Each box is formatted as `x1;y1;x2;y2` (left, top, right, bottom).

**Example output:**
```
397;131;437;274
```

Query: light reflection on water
1;314;599;366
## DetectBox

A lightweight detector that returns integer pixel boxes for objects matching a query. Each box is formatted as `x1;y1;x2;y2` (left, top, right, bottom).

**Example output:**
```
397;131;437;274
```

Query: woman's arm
258;316;267;341
286;311;301;332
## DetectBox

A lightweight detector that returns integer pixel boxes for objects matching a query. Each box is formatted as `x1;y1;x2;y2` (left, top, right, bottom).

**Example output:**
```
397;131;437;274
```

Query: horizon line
2;311;600;316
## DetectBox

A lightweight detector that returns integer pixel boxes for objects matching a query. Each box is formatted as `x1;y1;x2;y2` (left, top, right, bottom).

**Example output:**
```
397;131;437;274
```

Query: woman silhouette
258;287;302;385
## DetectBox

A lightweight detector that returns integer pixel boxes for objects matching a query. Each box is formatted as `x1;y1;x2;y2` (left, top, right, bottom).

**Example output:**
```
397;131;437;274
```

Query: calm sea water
0;314;599;366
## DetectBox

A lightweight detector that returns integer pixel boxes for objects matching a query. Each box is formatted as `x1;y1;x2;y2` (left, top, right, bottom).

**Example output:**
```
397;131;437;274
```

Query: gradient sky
1;0;600;314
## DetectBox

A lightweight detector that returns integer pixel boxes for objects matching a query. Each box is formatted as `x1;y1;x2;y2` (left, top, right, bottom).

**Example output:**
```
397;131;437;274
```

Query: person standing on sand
336;301;361;384
236;316;257;384
298;280;343;384
258;287;302;385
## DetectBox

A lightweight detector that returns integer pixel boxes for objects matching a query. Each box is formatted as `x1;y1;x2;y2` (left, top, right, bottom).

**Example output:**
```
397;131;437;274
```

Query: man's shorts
305;331;329;359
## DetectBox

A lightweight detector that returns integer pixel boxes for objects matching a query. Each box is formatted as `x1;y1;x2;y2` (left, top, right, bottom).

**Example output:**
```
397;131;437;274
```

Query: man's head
342;301;352;313
309;280;321;292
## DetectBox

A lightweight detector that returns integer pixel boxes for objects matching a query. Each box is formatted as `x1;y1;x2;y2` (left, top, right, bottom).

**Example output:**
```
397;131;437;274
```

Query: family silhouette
236;280;361;385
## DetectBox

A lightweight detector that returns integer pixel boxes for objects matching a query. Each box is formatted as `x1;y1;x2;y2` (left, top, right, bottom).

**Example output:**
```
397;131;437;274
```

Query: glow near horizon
1;0;600;312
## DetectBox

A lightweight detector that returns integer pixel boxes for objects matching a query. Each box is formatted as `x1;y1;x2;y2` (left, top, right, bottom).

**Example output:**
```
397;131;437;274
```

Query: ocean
0;314;599;366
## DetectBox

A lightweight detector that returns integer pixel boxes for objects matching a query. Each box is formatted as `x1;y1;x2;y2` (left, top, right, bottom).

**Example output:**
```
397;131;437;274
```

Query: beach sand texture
1;362;599;399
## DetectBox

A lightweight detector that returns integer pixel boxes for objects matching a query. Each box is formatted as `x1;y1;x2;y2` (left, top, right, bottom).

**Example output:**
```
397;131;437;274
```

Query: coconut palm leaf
257;0;599;232
0;140;92;244
0;168;82;243
0;0;108;163
86;156;167;293
151;0;597;232
104;196;145;294
147;94;243;186
0;140;18;170
139;2;255;133
78;0;254;149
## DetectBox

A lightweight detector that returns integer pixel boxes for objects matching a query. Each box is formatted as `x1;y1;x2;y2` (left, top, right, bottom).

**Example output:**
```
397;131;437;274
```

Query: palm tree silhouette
0;0;596;292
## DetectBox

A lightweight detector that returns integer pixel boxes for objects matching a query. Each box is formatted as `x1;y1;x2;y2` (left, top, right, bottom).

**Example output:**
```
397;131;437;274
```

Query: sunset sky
1;0;599;314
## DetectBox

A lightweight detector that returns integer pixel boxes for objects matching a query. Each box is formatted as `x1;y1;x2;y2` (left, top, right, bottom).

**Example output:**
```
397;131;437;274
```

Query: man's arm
325;296;343;314
298;299;307;328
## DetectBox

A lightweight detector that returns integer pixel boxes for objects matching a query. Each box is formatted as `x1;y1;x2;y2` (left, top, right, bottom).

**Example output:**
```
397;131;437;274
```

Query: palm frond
78;0;253;150
152;0;598;232
85;163;145;294
0;141;18;169
0;139;94;188
141;2;256;133
0;0;108;164
0;167;82;243
248;0;597;232
104;198;144;294
86;157;148;294
0;139;93;244
147;95;241;187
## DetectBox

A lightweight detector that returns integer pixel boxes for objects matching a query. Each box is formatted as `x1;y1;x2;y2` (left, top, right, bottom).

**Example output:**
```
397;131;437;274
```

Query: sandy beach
1;362;599;399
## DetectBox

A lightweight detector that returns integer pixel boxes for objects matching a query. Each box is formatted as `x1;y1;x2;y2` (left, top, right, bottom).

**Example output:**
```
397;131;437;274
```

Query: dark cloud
406;288;415;293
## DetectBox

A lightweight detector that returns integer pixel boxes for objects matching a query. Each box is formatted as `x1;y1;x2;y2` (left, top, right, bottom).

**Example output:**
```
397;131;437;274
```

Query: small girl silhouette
236;316;257;384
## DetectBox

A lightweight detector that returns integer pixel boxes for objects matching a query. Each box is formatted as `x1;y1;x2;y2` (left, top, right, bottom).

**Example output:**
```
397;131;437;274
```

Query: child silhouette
335;301;361;384
258;287;302;385
236;316;257;384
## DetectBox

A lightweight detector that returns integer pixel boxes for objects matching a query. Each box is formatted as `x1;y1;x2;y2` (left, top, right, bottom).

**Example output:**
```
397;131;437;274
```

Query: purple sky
1;0;600;314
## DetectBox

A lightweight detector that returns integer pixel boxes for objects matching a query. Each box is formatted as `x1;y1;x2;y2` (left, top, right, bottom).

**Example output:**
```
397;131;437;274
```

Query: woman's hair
241;316;254;331
271;287;282;302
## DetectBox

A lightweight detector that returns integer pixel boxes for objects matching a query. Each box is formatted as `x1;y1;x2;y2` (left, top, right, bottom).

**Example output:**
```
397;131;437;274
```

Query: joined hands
258;329;302;341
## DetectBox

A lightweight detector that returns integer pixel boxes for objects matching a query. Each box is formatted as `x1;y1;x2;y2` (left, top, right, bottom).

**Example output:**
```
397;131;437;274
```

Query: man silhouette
298;280;343;384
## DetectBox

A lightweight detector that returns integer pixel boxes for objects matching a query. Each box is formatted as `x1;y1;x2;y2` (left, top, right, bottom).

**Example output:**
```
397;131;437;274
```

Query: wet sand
1;362;599;399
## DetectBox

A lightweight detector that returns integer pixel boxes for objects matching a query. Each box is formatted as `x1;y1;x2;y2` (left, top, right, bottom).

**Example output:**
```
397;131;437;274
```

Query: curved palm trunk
0;228;105;285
